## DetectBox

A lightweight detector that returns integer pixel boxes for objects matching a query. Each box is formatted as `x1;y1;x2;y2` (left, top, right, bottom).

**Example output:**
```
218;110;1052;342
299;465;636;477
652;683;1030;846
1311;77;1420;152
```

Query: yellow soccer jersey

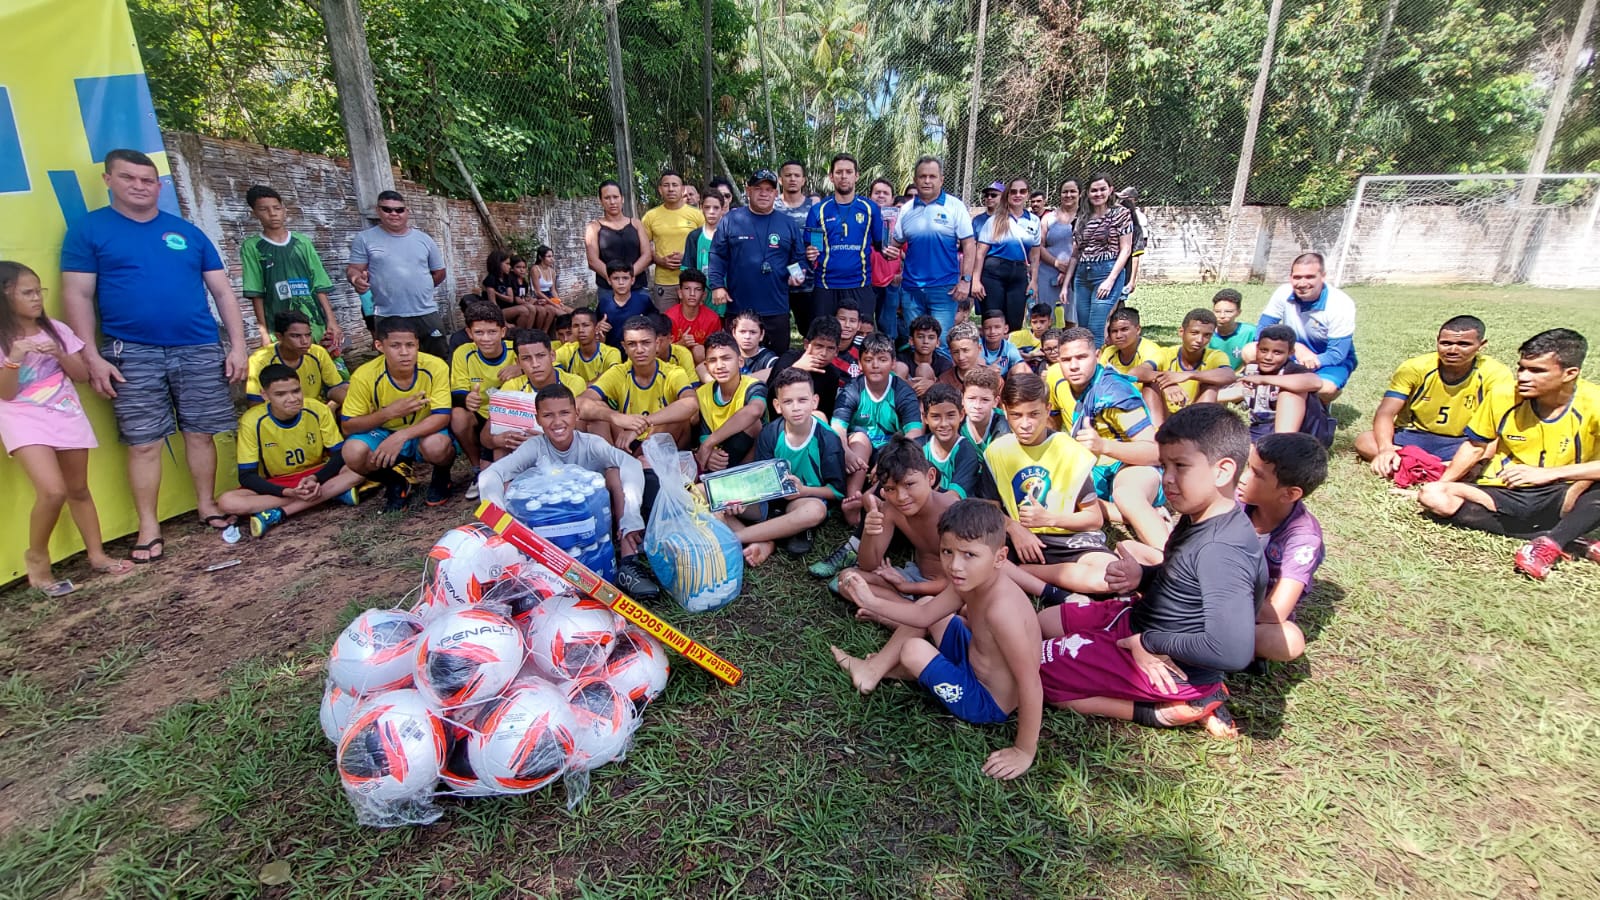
1042;362;1068;403
238;398;342;479
982;432;1097;535
1386;352;1513;438
1010;329;1042;352
697;375;767;435
1150;344;1232;412
1098;337;1162;377
556;342;623;384
589;360;693;417
500;369;587;397
1049;367;1153;465
1469;380;1600;486
246;343;343;402
342;354;452;432
661;343;696;376
451;341;517;411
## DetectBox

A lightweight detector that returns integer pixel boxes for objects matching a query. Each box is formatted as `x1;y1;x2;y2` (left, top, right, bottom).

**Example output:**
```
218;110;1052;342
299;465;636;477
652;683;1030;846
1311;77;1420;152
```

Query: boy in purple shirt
1238;432;1328;664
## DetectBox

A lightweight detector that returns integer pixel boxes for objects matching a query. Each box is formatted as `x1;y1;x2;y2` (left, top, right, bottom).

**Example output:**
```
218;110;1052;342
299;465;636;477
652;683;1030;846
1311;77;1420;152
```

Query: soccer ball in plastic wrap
319;680;362;744
523;595;621;682
565;677;640;770
604;629;670;707
336;689;446;801
478;567;572;625
418;523;527;615
467;681;577;794
413;607;525;709
439;718;499;797
328;609;424;694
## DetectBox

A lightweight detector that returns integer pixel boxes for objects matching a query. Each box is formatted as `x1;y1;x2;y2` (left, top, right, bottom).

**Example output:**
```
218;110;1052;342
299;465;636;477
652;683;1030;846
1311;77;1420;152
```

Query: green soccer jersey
1209;322;1256;370
241;233;335;336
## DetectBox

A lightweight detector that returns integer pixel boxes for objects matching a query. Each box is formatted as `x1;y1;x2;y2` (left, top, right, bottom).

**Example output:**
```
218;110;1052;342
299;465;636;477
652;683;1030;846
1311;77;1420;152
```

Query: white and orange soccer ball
336;689;446;801
565;676;640;770
467;681;577;794
418;523;527;616
413;607;525;710
328;609;424;694
604;629;670;707
523;595;622;682
438;718;499;797
319;680;362;744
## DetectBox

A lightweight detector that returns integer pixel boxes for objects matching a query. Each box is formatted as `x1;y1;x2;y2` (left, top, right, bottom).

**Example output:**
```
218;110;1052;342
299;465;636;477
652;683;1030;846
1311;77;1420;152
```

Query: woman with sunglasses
968;177;1042;331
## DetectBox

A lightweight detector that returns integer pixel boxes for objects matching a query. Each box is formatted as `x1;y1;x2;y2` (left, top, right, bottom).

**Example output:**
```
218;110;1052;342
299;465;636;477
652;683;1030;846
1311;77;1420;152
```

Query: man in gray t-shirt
346;189;448;357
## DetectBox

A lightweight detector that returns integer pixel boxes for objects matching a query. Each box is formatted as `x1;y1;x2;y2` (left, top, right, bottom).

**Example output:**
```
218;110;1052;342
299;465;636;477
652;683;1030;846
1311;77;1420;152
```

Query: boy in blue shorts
832;499;1042;780
1048;327;1169;548
340;317;457;510
245;310;348;412
220;363;364;536
1238;432;1327;663
832;332;925;525
449;302;519;493
1239;324;1334;447
918;383;985;499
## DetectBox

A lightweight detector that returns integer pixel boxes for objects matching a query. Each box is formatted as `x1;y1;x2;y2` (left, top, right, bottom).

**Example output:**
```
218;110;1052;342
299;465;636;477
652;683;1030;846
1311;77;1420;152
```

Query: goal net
1331;174;1600;289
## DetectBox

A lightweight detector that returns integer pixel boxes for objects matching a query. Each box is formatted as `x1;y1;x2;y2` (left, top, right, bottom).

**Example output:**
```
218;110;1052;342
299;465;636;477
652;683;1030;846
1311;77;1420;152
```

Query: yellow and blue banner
0;0;219;584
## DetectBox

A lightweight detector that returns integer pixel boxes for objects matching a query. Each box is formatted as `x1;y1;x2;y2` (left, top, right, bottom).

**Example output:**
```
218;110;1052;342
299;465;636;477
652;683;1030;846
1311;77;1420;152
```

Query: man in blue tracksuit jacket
707;169;805;354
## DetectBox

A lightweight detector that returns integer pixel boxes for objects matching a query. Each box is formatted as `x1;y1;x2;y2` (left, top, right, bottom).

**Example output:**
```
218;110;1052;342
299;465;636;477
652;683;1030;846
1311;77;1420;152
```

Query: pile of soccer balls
318;524;670;826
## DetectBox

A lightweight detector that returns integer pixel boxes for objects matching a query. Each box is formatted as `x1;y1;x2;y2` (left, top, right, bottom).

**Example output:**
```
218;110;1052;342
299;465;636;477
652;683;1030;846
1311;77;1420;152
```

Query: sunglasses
379;205;406;213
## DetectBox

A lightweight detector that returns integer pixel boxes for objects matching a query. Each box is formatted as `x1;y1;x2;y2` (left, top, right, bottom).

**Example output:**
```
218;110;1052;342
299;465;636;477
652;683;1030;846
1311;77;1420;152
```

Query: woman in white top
530;245;570;314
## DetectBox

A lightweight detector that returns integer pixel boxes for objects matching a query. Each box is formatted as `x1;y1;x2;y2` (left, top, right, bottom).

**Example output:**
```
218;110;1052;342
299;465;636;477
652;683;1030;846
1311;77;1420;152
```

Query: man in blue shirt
707;170;806;354
1246;252;1358;403
61;148;250;562
889;157;976;343
805;153;884;324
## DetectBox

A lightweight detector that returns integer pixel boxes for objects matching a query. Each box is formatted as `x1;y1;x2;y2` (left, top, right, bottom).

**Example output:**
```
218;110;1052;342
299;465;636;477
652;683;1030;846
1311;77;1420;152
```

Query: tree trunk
1336;0;1400;165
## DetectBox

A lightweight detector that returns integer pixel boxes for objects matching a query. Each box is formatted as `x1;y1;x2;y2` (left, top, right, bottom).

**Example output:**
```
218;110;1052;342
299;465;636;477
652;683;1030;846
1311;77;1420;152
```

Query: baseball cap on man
984;181;1004;195
748;169;779;187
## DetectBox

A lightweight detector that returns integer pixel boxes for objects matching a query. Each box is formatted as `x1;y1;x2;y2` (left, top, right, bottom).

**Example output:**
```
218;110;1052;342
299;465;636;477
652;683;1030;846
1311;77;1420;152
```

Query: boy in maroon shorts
1031;404;1266;735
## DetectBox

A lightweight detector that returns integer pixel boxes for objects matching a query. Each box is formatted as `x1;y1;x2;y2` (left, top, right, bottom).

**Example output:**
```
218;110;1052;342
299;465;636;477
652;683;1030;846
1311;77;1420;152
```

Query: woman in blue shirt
970;177;1042;331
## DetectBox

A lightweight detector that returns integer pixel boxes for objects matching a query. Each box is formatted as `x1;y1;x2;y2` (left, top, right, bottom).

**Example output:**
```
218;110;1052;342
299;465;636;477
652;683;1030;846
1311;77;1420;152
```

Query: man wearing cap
972;180;1004;235
706;169;806;354
889;156;975;342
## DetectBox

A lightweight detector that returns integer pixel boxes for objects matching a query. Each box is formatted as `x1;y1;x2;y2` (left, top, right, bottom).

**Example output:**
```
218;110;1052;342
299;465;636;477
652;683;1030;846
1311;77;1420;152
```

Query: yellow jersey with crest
451;340;516;413
246;343;343;403
556;342;623;384
982;432;1097;535
342;354;452;432
1098;337;1161;377
1467;380;1600;486
238;398;342;479
1149;344;1231;412
1385;352;1512;438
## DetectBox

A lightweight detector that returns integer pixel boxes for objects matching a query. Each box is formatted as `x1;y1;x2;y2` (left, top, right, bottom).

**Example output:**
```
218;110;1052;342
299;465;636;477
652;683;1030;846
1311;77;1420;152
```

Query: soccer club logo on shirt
767;233;780;248
162;232;188;251
1013;465;1051;506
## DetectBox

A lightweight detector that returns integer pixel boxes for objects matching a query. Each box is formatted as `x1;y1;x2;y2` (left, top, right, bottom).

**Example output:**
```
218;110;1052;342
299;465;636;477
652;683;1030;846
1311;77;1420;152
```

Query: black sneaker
383;481;411;512
616;555;662;602
783;529;814;558
425;482;451;507
807;538;855;577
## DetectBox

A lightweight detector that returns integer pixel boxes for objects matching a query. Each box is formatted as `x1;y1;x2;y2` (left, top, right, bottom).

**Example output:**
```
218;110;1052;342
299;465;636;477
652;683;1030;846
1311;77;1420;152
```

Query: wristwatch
960;275;973;282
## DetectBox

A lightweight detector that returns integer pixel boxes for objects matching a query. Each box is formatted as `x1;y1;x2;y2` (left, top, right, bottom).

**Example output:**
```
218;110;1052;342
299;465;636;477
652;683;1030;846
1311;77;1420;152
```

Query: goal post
1330;173;1600;289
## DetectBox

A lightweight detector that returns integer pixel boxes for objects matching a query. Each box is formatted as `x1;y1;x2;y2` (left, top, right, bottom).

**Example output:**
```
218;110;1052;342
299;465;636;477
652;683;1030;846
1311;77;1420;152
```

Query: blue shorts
1315;362;1354;390
1394;429;1465;460
349;428;424;461
917;616;1013;725
1090;461;1167;506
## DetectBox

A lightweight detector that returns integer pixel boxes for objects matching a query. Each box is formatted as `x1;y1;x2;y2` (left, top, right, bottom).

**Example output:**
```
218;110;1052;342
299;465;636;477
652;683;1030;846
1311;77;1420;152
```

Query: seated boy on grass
959;365;1010;455
246;311;347;413
918;383;985;500
723;368;846;565
486;328;588;455
979;308;1031;378
830;498;1042;780
1048;326;1169;548
1417;328;1600;581
1010;302;1053;367
831;297;865;383
1239;324;1334;447
832;332;925;526
894;315;953;397
768;317;844;416
1132;307;1234;426
831;435;957;609
937;322;991;391
729;310;778;379
1031;404;1267;737
1237;432;1327;663
664;269;721;366
1099;306;1160;377
450;302;520;491
984;371;1116;594
578;315;699;450
694;331;768;473
1208;288;1255;370
477;382;660;600
1355;315;1511;480
340;317;457;510
221;363;364;537
555;307;623;384
650;312;701;381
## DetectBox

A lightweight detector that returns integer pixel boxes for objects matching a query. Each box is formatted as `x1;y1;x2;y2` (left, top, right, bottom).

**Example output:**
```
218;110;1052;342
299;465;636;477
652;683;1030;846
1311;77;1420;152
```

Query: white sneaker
465;482;480;501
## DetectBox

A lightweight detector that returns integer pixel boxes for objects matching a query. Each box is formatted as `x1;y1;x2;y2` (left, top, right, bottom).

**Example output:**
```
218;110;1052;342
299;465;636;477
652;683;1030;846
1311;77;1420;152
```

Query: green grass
4;284;1600;898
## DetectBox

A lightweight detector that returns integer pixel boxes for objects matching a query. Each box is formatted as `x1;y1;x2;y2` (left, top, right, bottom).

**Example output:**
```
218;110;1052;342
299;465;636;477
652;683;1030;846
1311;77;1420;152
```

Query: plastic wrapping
417;524;530;619
336;689;446;827
505;464;617;583
641;435;744;612
412;607;525;710
523;595;622;682
328;609;424;694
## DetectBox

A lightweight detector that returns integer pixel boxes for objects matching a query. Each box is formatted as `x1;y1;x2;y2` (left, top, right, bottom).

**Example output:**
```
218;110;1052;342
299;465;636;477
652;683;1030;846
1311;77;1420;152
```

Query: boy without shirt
555;307;622;384
1132;307;1234;426
579;315;699;450
341;317;457;510
1417;328;1600;580
894;315;954;396
1049;326;1169;548
831;499;1043;780
487;329;588;454
833;435;958;608
726;368;846;564
985;371;1117;594
221;363;364;537
449;302;520;489
918;383;985;500
1098;306;1160;378
832;333;926;526
959;366;1010;455
1239;324;1334;447
979;308;1031;377
246;311;347;412
1238;432;1328;664
1356;315;1511;479
1031;404;1266;736
695;331;768;473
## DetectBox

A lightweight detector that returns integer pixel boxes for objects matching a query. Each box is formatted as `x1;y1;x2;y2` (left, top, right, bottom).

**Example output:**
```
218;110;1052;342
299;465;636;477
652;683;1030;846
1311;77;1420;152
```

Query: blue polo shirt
891;193;974;289
60;207;225;346
806;195;883;290
705;206;804;317
978;211;1043;263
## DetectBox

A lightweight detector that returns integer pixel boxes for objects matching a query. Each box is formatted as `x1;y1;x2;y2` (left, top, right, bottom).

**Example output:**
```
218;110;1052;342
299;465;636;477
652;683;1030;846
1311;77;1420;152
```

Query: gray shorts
103;340;236;445
650;282;680;312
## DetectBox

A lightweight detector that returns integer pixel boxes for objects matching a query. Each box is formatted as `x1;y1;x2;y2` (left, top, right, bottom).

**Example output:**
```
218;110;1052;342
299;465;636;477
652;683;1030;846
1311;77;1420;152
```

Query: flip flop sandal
92;560;136;576
37;579;78;598
131;537;165;564
202;514;236;530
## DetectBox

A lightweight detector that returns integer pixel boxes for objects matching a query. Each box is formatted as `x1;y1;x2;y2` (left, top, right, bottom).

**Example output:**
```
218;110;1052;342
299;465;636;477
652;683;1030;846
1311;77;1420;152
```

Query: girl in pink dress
0;262;131;595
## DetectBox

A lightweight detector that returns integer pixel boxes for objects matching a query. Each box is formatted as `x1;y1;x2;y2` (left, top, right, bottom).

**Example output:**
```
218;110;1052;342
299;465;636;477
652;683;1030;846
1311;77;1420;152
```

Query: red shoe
1513;536;1567;580
1569;538;1600;565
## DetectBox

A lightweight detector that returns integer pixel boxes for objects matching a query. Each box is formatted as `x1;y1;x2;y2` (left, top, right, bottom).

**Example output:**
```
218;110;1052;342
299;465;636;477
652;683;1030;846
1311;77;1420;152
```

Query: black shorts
1468;483;1570;538
1033;530;1111;565
812;285;876;322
